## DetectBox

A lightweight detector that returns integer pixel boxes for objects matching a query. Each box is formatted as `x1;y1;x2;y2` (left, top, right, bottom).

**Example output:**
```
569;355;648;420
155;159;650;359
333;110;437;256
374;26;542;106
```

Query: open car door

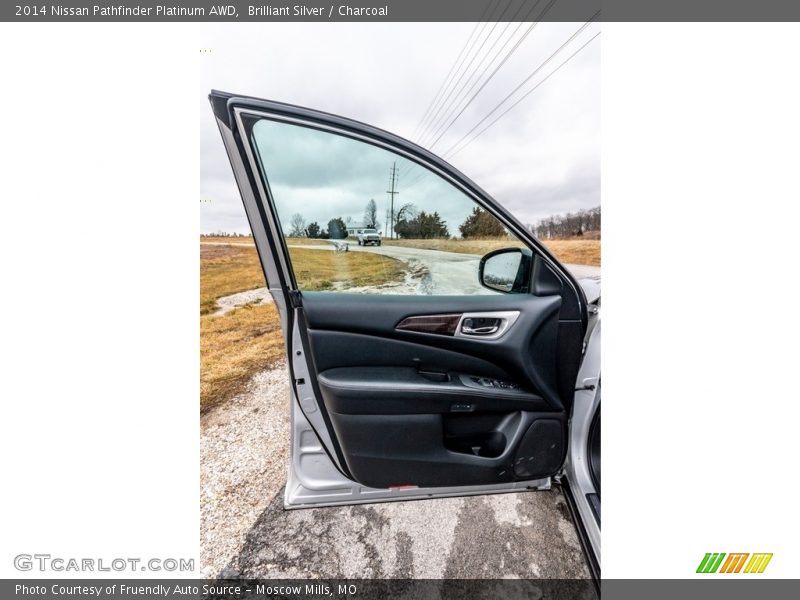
209;90;590;509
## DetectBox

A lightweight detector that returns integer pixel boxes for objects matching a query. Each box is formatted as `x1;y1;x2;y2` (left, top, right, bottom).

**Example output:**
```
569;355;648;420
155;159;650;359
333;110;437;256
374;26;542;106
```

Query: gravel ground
200;363;290;577
200;362;591;579
213;288;273;315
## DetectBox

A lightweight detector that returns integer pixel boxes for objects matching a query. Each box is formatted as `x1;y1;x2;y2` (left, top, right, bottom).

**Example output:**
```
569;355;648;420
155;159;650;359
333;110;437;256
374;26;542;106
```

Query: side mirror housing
478;247;533;293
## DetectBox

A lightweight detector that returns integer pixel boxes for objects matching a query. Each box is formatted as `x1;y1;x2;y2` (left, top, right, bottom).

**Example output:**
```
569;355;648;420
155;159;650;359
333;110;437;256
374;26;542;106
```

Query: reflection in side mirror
479;247;533;293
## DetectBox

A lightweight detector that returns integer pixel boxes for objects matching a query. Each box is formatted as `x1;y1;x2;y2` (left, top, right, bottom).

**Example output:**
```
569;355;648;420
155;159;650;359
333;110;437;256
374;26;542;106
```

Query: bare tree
532;206;601;239
394;202;417;224
288;213;306;237
363;199;380;230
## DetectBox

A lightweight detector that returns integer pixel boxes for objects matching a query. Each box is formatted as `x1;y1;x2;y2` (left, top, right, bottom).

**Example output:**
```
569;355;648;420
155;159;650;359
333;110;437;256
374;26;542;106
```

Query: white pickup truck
356;228;382;246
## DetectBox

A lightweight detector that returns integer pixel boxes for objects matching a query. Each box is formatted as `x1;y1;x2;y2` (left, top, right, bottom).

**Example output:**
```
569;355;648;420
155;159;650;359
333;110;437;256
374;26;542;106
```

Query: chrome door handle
454;311;520;340
461;319;500;336
462;325;499;335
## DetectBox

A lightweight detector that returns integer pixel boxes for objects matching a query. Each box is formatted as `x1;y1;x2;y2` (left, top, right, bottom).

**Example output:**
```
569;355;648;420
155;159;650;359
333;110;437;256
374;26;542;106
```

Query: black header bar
5;0;800;22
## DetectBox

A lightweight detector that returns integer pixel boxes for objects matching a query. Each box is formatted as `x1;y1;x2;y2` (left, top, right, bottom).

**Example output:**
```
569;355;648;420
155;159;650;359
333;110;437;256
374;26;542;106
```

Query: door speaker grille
512;419;563;478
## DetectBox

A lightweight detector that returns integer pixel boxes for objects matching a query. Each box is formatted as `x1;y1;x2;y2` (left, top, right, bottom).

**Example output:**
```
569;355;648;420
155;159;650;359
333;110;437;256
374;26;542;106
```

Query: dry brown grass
200;303;285;412
200;243;265;315
382;237;600;266
201;235;600;266
200;240;406;312
200;241;274;412
285;237;330;246
200;235;255;245
542;239;601;266
199;239;405;412
382;237;523;256
289;247;405;290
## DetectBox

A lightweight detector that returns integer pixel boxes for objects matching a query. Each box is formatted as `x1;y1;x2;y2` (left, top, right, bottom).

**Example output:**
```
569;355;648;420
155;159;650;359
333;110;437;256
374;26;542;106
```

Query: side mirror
478;247;533;293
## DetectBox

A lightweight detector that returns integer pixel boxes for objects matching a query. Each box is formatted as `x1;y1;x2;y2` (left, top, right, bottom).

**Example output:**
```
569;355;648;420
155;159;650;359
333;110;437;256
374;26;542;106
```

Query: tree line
284;201;601;241
287;200;379;240
200;232;251;237
287;201;509;240
530;206;600;239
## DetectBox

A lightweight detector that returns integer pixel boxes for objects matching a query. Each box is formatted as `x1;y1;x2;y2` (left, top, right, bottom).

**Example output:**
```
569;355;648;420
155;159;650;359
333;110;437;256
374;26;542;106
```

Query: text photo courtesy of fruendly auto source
200;21;600;581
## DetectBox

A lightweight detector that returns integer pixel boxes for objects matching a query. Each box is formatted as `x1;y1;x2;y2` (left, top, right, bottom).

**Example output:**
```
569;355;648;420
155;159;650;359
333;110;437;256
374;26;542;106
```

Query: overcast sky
200;22;600;234
253;117;488;235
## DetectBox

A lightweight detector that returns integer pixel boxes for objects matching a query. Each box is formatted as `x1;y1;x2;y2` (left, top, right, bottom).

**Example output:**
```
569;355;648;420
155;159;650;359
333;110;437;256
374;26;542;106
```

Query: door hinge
582;305;600;354
288;290;303;308
575;376;598;392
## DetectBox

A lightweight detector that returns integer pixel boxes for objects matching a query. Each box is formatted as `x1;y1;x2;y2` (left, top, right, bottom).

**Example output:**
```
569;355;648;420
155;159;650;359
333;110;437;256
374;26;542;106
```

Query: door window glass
251;118;527;295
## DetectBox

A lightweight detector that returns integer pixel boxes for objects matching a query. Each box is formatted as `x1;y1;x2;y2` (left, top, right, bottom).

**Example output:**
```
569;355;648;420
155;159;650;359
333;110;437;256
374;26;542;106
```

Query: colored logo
697;553;772;574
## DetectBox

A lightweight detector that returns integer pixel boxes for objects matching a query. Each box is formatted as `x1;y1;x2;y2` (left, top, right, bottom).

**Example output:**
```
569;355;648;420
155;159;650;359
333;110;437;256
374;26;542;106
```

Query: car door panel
293;289;567;489
320;379;565;489
326;412;565;489
316;367;550;414
301;291;564;410
209;90;587;501
308;330;514;385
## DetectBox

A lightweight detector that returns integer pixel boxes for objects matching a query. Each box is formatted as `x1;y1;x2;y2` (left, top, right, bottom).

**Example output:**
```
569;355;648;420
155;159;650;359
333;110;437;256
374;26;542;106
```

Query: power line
420;0;516;144
409;12;490;143
445;30;601;159
405;4;597;191
426;0;562;151
416;0;511;147
402;0;518;184
399;2;502;182
404;7;587;190
403;25;600;192
413;2;500;145
400;1;504;183
443;19;598;157
422;16;530;148
410;29;479;142
422;0;550;147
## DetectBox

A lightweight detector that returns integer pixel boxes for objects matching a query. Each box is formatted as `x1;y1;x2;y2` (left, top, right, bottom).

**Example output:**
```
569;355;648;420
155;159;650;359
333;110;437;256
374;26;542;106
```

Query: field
200;243;266;315
380;237;601;266
200;240;404;412
204;235;601;266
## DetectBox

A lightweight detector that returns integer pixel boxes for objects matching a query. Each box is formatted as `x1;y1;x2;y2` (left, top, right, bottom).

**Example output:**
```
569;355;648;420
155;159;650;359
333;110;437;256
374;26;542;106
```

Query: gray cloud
200;22;599;234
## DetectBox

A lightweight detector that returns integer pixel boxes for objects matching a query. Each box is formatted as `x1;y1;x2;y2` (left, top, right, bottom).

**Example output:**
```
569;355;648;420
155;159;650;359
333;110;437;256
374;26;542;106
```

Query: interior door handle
454;311;520;340
461;318;500;336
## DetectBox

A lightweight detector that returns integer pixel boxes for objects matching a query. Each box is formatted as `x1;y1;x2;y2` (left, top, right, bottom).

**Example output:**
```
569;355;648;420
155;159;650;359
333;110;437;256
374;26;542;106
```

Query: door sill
285;472;551;509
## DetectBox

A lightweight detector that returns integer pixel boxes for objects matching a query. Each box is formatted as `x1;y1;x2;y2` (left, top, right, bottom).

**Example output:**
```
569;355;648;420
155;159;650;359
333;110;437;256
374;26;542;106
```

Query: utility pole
386;162;399;239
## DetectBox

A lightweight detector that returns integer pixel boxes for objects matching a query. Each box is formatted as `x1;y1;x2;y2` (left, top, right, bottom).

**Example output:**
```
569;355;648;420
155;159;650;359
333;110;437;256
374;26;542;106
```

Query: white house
345;222;375;236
